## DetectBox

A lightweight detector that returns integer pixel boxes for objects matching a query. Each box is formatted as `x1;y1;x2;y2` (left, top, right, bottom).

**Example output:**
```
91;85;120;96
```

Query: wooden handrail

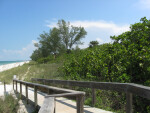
45;92;85;98
13;79;85;113
31;78;150;113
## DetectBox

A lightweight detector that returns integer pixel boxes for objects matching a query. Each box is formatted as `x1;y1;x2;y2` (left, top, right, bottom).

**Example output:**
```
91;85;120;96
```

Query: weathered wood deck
13;82;112;113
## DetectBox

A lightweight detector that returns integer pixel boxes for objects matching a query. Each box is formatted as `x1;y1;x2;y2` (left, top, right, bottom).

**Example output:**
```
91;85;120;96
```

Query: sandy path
0;84;113;113
21;66;31;80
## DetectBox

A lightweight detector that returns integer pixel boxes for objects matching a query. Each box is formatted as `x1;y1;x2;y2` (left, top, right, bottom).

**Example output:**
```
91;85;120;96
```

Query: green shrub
37;56;54;64
0;94;19;113
61;17;150;112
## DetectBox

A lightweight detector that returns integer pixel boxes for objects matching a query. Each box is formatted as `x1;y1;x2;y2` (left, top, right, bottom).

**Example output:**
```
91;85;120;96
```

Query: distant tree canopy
30;19;87;61
89;41;99;48
57;20;87;50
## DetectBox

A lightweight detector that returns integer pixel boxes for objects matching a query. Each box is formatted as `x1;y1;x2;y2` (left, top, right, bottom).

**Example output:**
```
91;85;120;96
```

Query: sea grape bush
62;43;131;82
62;17;150;112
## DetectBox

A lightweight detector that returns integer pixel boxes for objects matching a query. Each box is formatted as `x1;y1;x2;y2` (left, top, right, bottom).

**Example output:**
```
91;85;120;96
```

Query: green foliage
61;17;150;112
89;40;99;48
30;49;43;61
37;56;54;64
30;19;87;62
111;17;150;85
62;44;131;83
0;94;19;113
57;19;87;49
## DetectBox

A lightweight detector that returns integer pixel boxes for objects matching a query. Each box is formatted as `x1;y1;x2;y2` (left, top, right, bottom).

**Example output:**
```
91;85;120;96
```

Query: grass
0;61;62;84
0;94;19;113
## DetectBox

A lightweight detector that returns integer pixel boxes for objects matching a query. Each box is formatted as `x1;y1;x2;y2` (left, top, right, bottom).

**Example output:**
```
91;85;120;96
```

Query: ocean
0;61;23;66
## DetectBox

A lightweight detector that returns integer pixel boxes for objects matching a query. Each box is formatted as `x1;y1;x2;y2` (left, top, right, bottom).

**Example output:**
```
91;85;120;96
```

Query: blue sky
0;0;150;61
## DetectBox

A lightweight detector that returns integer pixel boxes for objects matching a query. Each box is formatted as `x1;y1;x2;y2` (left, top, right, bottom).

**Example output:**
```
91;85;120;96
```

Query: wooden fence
31;78;150;113
13;79;85;113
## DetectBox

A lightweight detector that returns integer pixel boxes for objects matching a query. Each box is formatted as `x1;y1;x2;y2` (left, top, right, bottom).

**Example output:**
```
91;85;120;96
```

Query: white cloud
47;20;129;35
96;38;104;44
1;40;37;60
46;20;130;49
135;0;150;10
71;21;129;35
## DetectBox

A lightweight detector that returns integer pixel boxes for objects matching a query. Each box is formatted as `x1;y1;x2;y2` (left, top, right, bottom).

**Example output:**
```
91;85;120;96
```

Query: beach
0;61;29;72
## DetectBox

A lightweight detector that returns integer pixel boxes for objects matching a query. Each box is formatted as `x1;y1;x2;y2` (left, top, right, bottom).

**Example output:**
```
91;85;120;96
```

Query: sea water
0;61;22;66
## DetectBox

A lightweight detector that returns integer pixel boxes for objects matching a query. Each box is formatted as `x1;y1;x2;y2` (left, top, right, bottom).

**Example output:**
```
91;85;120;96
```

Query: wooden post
34;86;38;108
26;84;28;104
48;89;50;95
92;88;96;107
43;80;45;85
54;97;56;113
16;81;18;93
126;93;133;113
4;81;6;93
76;94;84;113
20;83;22;99
13;80;14;90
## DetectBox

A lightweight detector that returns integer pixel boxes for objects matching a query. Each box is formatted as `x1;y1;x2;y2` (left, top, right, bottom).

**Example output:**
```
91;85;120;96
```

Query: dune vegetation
0;94;19;113
0;17;150;112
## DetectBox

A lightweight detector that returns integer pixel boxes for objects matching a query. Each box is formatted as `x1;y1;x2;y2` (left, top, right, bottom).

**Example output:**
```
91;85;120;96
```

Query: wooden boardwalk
16;85;112;113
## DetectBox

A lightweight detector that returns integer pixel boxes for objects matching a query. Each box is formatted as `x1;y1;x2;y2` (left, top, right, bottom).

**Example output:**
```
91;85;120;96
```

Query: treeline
30;19;87;63
30;17;150;112
62;17;150;112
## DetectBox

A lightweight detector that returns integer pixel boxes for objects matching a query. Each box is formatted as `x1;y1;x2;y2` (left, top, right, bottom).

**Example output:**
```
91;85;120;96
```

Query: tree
57;19;87;50
30;49;42;61
110;17;150;113
30;27;63;60
89;41;99;48
31;19;87;61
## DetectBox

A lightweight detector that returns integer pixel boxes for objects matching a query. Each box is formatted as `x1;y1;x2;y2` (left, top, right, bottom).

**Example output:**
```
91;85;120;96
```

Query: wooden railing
13;79;85;113
31;78;150;113
0;81;6;93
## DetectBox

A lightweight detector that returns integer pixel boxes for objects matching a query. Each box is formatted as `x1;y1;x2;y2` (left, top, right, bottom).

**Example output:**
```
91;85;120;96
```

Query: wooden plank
32;79;128;92
39;97;55;113
76;94;84;113
48;89;50;95
4;81;6;93
45;92;85;98
127;83;150;99
14;79;85;94
126;93;133;113
25;84;28;104
16;81;17;92
20;83;22;99
15;78;150;99
92;88;96;107
13;80;14;90
34;86;37;108
31;78;150;99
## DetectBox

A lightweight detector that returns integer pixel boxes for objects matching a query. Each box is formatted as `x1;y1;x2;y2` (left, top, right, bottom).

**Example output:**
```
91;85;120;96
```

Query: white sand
0;85;13;96
0;61;29;72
